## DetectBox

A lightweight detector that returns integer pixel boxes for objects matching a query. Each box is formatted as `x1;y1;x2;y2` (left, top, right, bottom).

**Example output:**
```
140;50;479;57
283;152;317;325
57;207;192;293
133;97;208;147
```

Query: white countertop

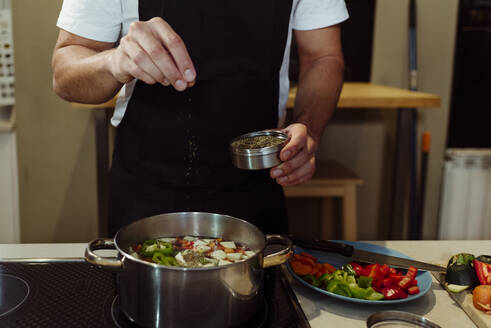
1;240;490;327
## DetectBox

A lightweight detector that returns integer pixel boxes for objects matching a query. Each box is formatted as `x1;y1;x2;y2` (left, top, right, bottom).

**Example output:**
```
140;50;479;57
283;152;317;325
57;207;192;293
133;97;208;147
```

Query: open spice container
366;311;441;328
229;130;289;170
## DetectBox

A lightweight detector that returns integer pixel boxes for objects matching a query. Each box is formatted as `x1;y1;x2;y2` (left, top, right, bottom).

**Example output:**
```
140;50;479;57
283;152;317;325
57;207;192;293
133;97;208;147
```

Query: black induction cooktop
0;259;309;328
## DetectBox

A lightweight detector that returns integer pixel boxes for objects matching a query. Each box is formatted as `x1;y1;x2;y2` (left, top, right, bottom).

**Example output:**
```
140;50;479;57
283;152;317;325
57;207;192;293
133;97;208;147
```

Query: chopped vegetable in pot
129;236;255;268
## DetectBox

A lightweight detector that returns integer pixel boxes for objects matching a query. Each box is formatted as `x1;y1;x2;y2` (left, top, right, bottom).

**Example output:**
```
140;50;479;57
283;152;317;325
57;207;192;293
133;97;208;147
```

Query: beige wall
13;0;99;242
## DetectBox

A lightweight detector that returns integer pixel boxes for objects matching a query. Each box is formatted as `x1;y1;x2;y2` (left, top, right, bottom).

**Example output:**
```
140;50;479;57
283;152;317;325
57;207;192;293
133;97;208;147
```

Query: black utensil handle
287;235;354;257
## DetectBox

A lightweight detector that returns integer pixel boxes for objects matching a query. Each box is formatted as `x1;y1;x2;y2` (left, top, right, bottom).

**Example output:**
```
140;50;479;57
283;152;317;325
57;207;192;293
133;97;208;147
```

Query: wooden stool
283;160;362;240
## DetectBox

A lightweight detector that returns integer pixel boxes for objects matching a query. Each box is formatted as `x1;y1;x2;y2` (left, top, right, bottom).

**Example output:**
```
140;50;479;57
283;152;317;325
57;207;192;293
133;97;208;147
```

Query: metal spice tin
366;311;442;328
229;131;288;170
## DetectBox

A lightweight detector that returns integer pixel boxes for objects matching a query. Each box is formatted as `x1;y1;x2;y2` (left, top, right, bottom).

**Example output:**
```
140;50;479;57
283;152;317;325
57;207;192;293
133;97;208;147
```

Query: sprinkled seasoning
231;135;285;149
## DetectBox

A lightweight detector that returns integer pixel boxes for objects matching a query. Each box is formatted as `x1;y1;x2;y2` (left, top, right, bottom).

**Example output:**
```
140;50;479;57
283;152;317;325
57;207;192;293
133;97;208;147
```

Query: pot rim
113;211;268;272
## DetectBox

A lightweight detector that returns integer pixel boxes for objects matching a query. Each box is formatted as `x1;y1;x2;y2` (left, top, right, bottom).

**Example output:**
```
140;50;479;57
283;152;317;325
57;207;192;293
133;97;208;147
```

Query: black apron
108;0;293;236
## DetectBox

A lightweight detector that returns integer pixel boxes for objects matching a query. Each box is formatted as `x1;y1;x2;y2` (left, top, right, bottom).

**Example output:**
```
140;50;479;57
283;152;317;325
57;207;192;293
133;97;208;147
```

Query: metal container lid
229;131;288;156
366;311;441;328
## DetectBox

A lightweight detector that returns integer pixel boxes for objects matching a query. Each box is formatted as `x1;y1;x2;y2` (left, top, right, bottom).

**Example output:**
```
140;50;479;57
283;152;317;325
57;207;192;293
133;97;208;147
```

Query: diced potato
211;250;227;260
195;245;211;253
244;251;255;258
158;237;176;243
226;253;242;261
218;259;232;266
193;239;208;247
146;244;158;252
175;252;186;265
220;241;236;249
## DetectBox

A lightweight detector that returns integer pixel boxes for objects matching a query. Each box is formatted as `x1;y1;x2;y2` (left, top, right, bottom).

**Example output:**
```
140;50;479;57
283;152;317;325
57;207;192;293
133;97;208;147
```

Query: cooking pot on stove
85;212;292;328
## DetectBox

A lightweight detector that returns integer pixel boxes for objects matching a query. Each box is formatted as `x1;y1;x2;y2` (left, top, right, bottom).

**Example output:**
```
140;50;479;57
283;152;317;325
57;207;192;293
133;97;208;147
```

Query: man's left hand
270;123;318;186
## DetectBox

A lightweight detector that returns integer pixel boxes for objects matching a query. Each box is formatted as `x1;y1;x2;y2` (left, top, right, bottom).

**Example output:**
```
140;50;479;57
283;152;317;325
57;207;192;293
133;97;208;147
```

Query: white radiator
438;149;491;240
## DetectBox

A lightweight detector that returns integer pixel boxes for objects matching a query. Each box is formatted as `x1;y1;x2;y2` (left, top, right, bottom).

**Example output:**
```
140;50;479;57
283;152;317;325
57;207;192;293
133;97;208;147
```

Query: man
52;0;348;236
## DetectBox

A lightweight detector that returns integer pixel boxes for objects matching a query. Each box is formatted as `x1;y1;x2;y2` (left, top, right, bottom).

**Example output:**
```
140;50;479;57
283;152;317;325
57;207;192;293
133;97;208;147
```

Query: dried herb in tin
231;135;285;149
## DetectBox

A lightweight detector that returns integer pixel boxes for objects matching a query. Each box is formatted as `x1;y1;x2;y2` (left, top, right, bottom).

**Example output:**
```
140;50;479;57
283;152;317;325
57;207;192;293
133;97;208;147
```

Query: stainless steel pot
85;212;292;328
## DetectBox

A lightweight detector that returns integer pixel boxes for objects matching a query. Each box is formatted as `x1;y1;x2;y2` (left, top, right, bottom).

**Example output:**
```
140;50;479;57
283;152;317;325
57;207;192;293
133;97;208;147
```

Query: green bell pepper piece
303;275;322;288
143;240;157;247
159;243;173;256
162;256;178;266
151;252;178;266
357;275;373;289
152;252;166;264
331;283;351;297
140;240;160;257
348;284;367;299
365;287;384;300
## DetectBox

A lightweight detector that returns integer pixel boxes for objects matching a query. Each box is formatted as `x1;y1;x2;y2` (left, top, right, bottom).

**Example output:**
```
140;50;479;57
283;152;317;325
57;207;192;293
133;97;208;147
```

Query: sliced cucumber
446;284;470;293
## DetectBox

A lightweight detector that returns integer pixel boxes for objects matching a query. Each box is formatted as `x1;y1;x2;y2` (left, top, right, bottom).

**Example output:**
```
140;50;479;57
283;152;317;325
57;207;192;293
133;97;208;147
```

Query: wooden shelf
289;82;441;109
72;82;441;110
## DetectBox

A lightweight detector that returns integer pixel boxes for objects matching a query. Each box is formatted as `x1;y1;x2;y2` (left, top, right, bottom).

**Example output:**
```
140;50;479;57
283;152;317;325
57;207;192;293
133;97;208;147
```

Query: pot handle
263;234;293;268
85;238;122;271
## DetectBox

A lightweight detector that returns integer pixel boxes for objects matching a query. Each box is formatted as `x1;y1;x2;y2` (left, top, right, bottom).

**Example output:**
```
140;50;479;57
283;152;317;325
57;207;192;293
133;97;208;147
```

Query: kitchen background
0;0;489;243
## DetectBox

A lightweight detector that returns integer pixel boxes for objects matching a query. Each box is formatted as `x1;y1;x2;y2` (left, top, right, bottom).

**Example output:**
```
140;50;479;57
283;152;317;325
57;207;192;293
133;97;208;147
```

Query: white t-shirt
57;0;348;127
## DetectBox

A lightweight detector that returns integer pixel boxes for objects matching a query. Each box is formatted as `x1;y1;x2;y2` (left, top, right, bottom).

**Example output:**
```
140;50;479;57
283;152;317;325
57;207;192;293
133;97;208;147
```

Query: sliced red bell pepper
294;254;315;267
381;286;408;300
389;267;401;275
379;264;390;278
366;264;378;277
299;252;317;262
473;259;491;285
383;277;396;287
389;273;404;284
398;266;418;289
408;286;420;295
349;262;366;276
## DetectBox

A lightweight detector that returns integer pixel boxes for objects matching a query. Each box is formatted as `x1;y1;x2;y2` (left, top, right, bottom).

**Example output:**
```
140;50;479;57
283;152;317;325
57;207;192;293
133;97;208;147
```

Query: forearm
52;45;122;104
292;54;344;143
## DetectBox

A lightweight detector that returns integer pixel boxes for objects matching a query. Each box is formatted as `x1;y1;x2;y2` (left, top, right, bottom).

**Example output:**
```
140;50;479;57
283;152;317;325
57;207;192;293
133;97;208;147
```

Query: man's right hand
108;17;196;92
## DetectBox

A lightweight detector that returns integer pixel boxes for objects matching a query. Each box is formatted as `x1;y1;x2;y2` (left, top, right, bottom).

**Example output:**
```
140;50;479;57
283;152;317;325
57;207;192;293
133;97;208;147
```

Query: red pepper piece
382;287;408;300
349;262;366;276
389;273;404;284
299;252;318;262
398;266;418;289
408;286;420;295
379;264;390;278
366;264;384;289
383;277;396;287
389;267;400;275
367;264;380;278
473;260;491;285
